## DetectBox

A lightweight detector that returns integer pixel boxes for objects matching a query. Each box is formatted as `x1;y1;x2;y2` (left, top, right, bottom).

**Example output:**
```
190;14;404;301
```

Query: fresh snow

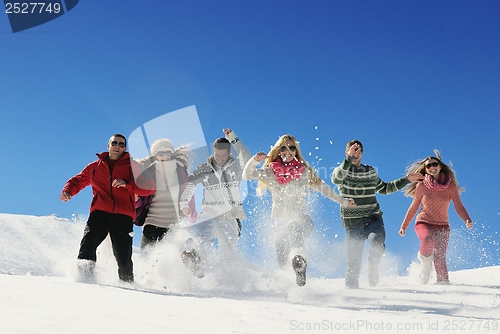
0;213;499;334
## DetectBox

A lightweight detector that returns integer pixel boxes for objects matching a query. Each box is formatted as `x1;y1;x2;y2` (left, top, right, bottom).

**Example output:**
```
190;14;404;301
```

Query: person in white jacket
242;134;355;286
180;128;251;277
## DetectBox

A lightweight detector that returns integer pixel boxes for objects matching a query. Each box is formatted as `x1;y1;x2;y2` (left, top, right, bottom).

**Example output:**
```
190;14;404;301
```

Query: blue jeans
344;216;385;287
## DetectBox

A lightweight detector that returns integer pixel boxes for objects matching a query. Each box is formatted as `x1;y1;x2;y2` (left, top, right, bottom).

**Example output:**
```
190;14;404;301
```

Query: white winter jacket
243;158;348;220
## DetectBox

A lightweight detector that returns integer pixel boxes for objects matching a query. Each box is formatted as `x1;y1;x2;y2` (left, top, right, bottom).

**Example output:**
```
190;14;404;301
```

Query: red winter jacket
62;152;156;219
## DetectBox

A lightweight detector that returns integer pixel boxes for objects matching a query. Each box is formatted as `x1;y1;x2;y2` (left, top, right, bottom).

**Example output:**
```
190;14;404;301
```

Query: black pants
141;224;169;249
78;210;134;282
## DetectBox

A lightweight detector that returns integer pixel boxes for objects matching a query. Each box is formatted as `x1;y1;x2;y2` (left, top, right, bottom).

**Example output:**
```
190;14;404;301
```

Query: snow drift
0;213;499;334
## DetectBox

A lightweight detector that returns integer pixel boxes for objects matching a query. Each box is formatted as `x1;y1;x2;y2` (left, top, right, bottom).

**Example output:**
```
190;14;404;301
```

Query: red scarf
270;157;304;184
423;173;451;191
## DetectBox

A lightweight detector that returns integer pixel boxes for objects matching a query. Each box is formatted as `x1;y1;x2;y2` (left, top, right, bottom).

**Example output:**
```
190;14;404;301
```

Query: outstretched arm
399;185;423;236
225;129;252;167
179;164;205;214
180;182;197;215
60;163;93;201
451;185;473;230
242;152;269;181
317;181;354;206
375;175;411;195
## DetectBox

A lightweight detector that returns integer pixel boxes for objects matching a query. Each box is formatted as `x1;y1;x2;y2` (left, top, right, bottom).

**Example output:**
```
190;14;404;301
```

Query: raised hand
253;152;268;162
407;173;425;183
347;143;362;157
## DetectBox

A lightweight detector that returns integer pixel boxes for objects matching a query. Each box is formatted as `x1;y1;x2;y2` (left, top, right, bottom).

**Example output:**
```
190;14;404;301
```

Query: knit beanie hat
150;138;175;156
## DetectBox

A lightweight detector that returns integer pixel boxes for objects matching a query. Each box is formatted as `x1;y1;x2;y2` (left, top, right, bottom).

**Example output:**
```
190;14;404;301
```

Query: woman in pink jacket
399;150;473;284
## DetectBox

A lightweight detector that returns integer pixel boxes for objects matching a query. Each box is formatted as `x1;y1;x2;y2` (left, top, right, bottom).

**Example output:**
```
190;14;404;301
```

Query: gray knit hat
150;138;174;156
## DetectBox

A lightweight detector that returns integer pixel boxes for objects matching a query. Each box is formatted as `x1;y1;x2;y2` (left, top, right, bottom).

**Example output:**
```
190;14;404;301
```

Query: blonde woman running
243;134;354;286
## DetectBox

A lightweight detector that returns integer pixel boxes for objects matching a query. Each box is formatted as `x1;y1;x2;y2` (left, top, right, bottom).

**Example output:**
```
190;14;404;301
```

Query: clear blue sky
1;1;499;275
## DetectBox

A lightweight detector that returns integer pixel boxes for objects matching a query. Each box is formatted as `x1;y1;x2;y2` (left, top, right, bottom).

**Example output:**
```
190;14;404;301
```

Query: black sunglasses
110;141;126;148
279;145;297;152
425;162;439;169
156;151;173;157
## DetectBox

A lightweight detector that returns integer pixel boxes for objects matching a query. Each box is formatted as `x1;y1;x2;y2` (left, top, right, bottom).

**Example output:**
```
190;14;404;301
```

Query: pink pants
415;222;450;282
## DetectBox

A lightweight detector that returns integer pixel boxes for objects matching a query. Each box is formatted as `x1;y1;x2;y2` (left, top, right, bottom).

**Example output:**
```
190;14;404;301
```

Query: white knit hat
150;138;175;156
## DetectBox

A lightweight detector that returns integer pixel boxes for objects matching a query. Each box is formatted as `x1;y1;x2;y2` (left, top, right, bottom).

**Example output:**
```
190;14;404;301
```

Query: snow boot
118;262;134;283
368;265;379;287
345;280;359;289
76;259;96;283
417;251;433;284
345;265;360;289
292;255;307;287
182;250;204;278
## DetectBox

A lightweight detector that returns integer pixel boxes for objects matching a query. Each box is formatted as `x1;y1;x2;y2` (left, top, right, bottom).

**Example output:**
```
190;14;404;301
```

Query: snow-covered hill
0;213;498;334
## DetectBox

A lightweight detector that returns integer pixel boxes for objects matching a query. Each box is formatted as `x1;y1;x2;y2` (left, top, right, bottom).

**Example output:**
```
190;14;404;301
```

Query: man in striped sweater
331;140;423;289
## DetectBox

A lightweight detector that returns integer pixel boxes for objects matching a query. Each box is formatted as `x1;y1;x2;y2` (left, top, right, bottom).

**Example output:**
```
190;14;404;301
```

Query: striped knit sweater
331;157;409;228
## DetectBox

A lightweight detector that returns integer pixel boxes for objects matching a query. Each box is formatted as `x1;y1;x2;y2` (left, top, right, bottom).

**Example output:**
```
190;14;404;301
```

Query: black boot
118;262;134;283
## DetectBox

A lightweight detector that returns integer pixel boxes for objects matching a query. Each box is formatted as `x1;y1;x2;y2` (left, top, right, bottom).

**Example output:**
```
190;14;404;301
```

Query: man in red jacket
60;134;156;282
